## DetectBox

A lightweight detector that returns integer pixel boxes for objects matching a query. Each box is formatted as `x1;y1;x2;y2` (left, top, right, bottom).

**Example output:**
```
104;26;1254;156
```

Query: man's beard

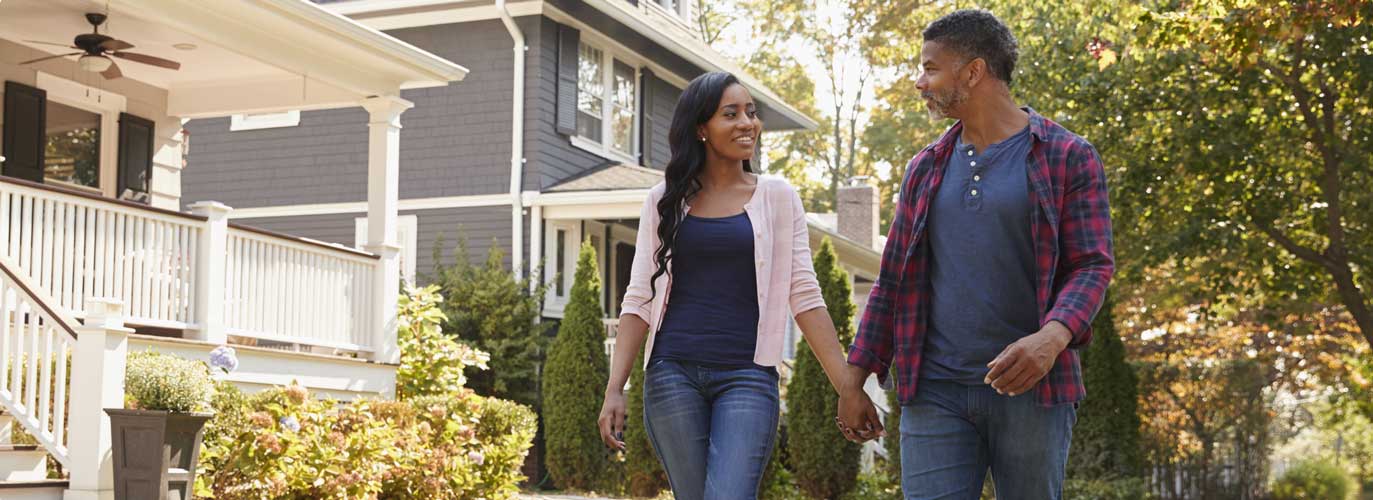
923;85;969;120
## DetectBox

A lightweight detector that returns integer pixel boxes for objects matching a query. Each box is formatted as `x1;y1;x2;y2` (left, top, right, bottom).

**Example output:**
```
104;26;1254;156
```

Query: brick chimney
837;178;879;250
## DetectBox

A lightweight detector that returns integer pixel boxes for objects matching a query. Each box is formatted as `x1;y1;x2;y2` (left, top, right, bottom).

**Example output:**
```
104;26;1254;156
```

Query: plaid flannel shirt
848;109;1114;407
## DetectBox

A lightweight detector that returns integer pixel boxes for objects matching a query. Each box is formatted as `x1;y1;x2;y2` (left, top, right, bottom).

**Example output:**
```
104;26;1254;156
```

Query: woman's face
698;83;762;162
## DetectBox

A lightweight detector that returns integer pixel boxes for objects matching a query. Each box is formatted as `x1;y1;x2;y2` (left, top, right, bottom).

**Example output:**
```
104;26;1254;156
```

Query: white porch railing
0;255;77;469
223;227;376;351
603;317;619;358
0;177;381;355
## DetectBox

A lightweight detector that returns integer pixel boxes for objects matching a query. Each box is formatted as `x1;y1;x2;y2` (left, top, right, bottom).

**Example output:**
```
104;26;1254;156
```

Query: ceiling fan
19;12;181;80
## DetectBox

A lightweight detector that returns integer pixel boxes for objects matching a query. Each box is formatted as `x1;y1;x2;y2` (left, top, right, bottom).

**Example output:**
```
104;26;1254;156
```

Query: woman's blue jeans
641;359;780;500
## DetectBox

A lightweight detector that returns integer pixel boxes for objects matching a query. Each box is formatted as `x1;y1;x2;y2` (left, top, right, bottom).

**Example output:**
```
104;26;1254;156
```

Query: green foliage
839;472;902;500
1070;293;1144;480
1063;478;1155;500
542;241;611;491
882;386;902;482
430;236;550;407
124;350;215;413
785;237;861;499
624;349;667;497
194;384;535;500
1272;460;1356;500
396;285;491;400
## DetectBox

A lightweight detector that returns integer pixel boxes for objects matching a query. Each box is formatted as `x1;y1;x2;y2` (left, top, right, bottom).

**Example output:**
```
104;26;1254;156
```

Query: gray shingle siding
230;204;528;285
182;20;537;210
525;16;611;190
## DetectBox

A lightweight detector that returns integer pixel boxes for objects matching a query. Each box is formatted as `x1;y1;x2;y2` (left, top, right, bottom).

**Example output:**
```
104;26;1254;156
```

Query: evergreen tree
785;237;862;499
624;348;668;497
1068;293;1144;479
543;241;611;490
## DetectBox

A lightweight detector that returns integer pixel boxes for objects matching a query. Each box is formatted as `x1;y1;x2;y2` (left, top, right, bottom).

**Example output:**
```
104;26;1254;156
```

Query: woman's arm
599;188;661;450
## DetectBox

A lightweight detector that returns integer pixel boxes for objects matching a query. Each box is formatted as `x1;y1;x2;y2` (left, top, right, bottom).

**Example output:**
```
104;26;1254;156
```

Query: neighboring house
181;0;893;468
0;0;465;496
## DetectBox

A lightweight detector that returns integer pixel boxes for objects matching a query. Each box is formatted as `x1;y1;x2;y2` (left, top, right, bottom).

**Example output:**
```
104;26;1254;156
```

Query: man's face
915;41;970;121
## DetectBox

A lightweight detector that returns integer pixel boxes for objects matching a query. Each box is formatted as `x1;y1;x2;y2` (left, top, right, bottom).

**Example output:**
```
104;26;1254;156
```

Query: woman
597;71;883;500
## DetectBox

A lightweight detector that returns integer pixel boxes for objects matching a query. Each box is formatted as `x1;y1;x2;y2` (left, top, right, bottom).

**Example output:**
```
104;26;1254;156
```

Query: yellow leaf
1098;48;1118;70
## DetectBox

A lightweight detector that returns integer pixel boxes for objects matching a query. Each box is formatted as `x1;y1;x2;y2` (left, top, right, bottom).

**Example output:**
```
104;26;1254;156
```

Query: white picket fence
0;177;380;353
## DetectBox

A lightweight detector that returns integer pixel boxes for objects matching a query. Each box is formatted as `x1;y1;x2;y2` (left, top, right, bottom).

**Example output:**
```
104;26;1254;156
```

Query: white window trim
354;215;419;285
230;110;301;131
542;219;582;318
35;72;126;197
643;0;694;30
573;37;642;164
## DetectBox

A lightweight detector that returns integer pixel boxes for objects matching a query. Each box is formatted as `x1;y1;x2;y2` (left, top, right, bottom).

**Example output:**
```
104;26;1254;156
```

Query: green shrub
1063;478;1154;500
124;350;214;413
785;237;861;499
429;237;550;408
624;349;667;497
839;472;902;500
194;385;536;500
397;284;490;400
1272;460;1355;500
1069;292;1144;481
542;241;611;491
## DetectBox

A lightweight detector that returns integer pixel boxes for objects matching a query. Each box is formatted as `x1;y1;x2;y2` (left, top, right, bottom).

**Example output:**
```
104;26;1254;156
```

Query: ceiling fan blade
110;51;180;70
23;40;78;49
100;39;134;51
101;60;123;80
19;52;82;65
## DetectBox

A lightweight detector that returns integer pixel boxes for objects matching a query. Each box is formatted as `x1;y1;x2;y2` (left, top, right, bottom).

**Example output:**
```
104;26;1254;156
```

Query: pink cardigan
618;174;827;367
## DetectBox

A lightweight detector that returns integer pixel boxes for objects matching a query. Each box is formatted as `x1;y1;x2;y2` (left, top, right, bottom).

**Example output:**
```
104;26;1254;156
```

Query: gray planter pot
104;408;212;500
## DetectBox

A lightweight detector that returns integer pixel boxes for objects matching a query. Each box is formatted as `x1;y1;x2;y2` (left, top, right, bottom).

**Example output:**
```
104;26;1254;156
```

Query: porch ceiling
0;0;468;118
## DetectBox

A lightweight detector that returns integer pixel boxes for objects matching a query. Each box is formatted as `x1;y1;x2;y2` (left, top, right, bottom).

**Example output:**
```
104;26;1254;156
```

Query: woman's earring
700;136;706;142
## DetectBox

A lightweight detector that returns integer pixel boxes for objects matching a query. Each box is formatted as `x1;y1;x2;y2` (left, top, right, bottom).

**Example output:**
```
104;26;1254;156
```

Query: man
835;9;1114;500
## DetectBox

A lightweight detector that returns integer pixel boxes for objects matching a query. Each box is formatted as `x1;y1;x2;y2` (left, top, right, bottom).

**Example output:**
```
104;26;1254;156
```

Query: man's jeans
642;359;779;500
901;379;1076;500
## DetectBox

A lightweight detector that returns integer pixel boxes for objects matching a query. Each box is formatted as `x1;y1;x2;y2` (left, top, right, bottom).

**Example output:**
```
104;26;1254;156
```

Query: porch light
78;54;112;72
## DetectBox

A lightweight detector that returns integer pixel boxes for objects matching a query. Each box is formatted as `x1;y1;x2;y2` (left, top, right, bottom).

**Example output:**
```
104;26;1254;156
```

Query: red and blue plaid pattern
848;110;1114;407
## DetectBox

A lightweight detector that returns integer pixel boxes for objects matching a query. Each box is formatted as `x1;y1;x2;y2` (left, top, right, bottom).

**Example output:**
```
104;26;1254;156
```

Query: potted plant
106;346;236;500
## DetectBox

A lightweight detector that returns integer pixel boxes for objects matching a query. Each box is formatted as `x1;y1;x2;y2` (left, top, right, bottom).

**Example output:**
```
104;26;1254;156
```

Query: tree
623;348;667;497
785;237;861;499
429;236;549;408
1068;293;1143;480
542;241;610;490
1120;1;1373;346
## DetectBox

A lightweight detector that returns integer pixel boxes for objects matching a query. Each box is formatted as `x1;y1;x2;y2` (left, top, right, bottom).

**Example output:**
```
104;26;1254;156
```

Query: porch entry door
614;242;633;317
2;81;46;183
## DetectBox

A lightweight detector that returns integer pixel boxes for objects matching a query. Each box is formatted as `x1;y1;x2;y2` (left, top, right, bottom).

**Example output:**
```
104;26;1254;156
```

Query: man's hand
836;366;885;443
985;321;1072;397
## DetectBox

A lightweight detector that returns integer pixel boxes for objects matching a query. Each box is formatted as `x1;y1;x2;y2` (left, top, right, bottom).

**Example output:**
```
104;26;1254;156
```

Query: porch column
529;203;543;294
64;298;131;500
361;95;412;365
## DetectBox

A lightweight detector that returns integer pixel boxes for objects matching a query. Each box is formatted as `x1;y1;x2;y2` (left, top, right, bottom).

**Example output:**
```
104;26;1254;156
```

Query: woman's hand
836;378;885;443
598;389;628;451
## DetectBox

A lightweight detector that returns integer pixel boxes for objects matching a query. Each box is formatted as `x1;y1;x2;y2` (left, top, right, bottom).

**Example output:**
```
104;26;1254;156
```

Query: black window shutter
3;81;47;183
117;113;154;203
556;25;580;136
639;68;655;167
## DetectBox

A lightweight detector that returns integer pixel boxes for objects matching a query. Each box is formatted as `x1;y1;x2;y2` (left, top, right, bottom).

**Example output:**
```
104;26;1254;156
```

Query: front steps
0;412;64;499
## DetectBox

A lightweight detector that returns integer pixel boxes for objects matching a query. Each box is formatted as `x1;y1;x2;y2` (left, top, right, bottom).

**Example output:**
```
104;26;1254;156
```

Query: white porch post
529;203;543;294
189;201;232;344
361;95;412;365
64;298;131;500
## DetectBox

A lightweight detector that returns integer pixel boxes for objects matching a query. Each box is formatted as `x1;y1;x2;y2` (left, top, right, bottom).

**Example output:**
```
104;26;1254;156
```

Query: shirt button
971;189;979;196
967;150;973;156
970;161;977;167
973;175;981;182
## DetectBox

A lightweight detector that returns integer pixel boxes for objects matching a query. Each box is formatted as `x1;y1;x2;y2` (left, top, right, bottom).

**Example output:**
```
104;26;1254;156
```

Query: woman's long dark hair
649;71;753;300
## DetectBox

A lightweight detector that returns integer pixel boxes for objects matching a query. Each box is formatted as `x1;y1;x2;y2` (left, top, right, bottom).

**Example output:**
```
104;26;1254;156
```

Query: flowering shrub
194;384;535;500
397;285;490;399
124;350;215;413
194;287;535;499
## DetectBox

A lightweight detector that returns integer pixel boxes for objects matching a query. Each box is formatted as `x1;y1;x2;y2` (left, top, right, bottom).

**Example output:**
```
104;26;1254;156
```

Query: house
180;0;896;472
0;0;466;496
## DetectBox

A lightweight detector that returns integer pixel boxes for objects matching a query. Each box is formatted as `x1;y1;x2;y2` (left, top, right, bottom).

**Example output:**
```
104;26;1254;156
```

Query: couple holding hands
598;9;1113;500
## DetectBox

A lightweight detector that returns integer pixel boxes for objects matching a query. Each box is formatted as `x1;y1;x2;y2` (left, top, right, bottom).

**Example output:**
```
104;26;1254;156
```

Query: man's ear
965;58;989;88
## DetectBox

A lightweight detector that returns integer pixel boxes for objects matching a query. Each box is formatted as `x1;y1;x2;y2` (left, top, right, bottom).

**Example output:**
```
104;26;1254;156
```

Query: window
574;41;639;161
649;0;692;21
354;215;419;285
44;100;101;190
